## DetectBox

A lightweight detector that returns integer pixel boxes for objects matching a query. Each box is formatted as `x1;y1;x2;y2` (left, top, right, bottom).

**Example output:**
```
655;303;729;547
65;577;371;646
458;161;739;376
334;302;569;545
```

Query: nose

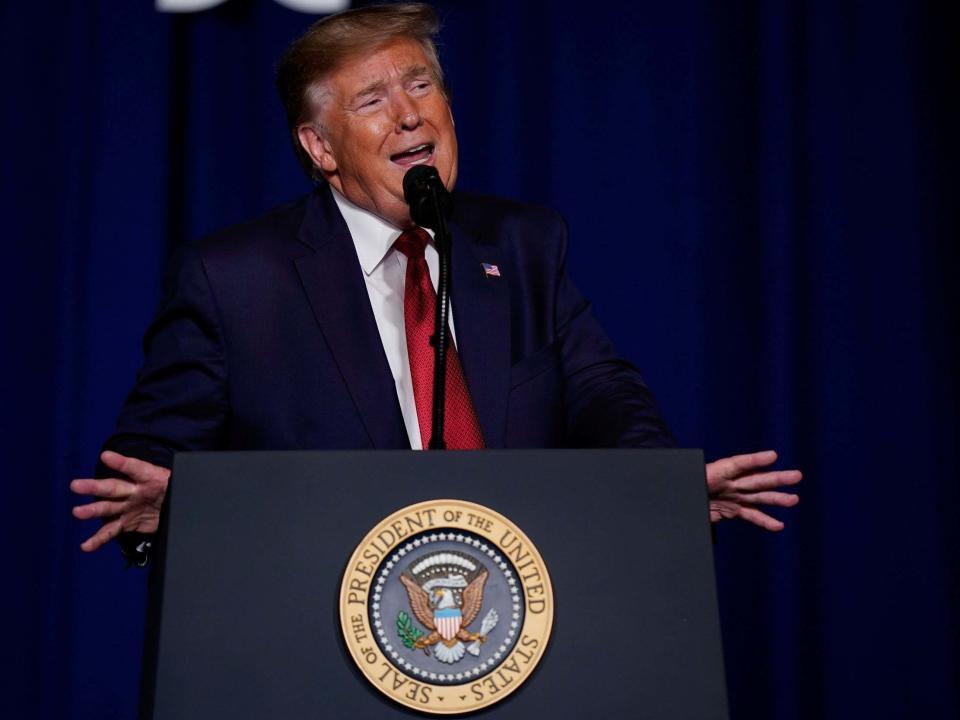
394;95;422;133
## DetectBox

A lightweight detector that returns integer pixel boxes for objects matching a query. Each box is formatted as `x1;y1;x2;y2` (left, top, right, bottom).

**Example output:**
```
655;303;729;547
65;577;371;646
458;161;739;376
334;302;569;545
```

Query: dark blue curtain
3;1;956;718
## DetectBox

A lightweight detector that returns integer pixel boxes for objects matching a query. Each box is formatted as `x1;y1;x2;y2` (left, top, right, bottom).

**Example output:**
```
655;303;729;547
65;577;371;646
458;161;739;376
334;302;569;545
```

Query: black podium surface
145;449;728;719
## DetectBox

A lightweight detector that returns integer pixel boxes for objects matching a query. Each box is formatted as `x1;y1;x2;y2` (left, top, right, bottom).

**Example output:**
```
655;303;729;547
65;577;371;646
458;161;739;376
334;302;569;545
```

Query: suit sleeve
102;242;230;466
97;243;230;564
551;220;677;448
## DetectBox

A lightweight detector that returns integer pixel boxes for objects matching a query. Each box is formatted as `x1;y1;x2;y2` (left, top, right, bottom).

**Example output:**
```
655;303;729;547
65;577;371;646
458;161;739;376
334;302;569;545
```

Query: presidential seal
339;499;553;714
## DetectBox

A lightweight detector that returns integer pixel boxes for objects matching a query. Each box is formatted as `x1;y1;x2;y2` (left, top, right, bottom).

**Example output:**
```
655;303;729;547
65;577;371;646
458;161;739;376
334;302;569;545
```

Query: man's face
302;38;458;228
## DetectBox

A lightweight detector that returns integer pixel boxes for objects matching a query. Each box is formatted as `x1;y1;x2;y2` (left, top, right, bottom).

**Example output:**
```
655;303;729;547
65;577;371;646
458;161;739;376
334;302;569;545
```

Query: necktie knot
394;228;431;261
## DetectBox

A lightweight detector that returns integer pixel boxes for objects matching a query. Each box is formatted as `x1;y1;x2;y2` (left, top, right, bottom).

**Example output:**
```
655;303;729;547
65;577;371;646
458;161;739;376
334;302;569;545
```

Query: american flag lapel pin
481;262;501;278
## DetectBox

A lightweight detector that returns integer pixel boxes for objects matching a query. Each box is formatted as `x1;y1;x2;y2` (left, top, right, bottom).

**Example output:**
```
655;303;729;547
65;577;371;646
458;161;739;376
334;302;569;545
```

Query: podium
142;449;728;719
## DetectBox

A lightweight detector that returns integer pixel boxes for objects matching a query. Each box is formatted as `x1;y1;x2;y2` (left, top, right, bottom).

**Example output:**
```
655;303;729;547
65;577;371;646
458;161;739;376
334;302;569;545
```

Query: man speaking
70;3;799;565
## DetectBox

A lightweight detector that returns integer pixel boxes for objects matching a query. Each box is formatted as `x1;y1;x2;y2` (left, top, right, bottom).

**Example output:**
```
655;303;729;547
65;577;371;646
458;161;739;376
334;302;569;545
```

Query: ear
297;123;338;175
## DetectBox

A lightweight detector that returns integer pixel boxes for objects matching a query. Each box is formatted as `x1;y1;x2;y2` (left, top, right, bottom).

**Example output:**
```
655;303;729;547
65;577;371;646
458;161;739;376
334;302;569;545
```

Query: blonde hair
275;3;446;180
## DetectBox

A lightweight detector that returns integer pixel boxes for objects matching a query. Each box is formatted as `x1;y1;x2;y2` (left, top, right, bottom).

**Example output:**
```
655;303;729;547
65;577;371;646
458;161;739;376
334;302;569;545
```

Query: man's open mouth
390;143;434;167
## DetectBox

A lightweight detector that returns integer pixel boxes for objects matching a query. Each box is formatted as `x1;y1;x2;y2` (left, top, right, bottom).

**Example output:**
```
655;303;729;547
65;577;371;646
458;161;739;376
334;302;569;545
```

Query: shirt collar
330;186;403;276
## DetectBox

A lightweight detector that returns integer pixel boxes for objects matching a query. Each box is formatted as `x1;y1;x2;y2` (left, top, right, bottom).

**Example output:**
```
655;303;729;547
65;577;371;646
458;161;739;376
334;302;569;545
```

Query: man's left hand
706;450;801;531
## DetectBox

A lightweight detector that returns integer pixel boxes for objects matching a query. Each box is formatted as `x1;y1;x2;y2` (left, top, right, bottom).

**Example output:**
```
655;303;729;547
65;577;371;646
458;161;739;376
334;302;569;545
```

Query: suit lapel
449;221;511;448
293;188;408;449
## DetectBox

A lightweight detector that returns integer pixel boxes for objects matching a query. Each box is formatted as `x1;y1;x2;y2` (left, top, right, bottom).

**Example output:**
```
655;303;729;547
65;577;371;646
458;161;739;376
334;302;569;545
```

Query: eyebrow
349;65;434;104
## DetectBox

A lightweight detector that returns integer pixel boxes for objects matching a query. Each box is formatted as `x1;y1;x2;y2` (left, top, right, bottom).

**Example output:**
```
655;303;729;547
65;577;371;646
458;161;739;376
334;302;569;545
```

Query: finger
730;469;803;492
80;517;123;552
706;450;778;485
69;477;134;500
100;451;168;481
710;501;741;522
731;491;799;507
72;500;126;520
724;450;778;472
738;506;785;532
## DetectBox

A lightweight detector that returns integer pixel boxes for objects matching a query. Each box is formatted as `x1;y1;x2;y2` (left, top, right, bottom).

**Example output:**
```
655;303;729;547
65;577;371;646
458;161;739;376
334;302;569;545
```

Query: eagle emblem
397;551;499;664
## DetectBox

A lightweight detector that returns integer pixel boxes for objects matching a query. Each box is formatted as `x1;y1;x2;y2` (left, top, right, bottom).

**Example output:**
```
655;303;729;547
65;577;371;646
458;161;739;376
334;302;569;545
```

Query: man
71;4;799;564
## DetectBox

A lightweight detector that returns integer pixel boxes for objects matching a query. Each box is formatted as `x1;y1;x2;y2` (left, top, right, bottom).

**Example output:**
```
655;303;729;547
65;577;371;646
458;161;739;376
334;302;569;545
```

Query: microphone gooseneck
402;165;454;450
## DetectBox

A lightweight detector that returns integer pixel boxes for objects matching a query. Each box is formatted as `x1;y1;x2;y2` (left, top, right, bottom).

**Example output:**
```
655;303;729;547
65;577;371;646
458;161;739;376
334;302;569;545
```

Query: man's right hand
70;451;170;553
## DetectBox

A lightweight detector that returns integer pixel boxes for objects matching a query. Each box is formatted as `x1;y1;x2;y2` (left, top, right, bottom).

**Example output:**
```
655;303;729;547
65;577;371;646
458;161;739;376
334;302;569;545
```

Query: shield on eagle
433;607;461;641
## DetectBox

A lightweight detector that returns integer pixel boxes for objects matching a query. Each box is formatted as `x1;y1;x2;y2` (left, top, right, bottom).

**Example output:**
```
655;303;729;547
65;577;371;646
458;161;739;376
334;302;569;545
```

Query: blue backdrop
2;1;957;718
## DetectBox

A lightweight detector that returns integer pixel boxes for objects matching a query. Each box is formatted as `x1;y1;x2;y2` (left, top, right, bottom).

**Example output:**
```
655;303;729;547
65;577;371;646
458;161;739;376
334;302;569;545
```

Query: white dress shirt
331;187;457;450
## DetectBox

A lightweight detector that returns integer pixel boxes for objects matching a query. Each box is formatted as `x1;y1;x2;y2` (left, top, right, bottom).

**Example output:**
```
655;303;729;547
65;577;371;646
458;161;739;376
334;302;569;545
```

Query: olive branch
396;610;424;649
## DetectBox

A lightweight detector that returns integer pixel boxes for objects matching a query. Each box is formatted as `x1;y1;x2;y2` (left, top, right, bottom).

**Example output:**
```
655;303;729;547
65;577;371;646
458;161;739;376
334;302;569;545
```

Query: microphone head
403;165;452;230
403;164;440;206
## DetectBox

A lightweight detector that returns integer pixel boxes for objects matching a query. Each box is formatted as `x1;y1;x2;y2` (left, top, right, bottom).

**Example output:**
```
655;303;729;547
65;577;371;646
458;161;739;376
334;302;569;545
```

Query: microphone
403;165;452;230
401;164;454;450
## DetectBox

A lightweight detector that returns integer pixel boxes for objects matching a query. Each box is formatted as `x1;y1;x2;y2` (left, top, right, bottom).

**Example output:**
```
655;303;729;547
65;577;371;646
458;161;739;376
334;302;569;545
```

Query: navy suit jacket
104;186;674;467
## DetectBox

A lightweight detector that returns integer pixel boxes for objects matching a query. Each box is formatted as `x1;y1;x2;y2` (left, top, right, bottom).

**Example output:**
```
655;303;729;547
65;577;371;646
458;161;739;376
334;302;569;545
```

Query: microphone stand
428;183;452;450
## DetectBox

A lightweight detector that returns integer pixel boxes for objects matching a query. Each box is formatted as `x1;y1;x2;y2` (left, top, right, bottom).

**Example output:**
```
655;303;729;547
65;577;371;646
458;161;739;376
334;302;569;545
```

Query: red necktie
394;228;485;450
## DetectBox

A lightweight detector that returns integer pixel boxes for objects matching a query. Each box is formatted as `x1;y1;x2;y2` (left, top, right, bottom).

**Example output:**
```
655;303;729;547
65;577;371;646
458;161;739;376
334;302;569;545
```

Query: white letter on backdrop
157;0;348;12
156;0;227;11
274;0;349;12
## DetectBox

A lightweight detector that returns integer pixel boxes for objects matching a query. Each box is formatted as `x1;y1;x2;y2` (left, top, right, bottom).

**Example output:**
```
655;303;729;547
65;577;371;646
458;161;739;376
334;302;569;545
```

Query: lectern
142;449;728;719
